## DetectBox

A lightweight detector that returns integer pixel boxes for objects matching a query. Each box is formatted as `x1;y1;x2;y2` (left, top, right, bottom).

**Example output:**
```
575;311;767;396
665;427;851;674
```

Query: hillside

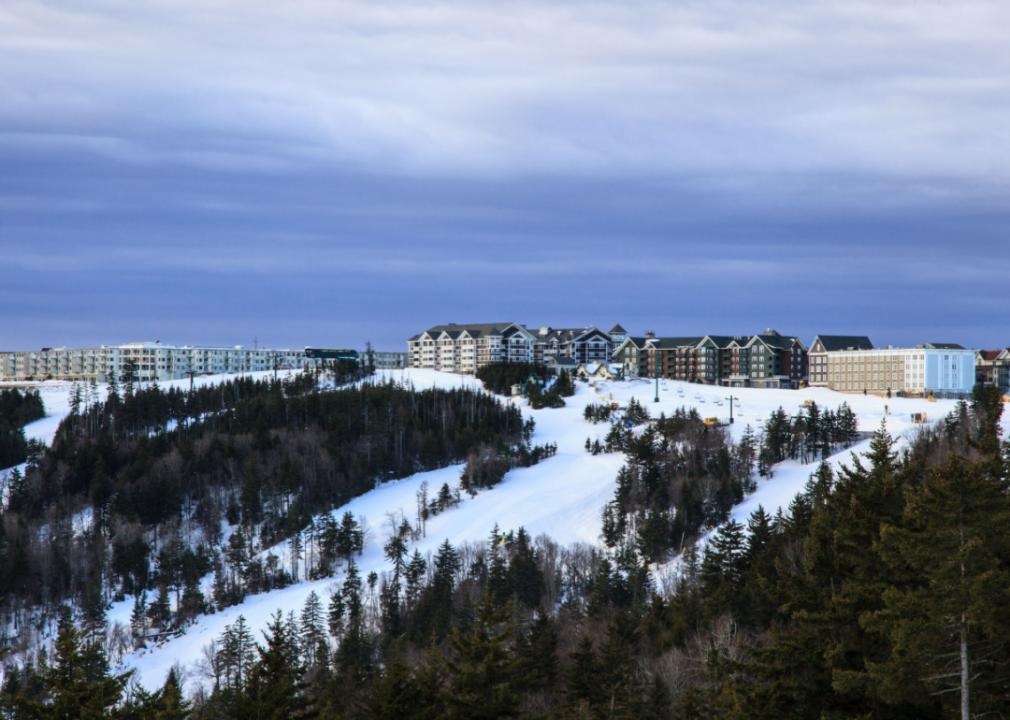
91;368;958;691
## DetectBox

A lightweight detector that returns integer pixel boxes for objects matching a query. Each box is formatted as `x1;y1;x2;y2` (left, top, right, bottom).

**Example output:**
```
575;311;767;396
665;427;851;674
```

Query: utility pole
188;369;196;394
725;395;738;424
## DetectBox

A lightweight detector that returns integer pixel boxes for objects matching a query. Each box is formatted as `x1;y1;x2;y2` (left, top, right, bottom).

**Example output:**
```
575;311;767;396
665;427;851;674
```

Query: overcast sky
2;0;1009;350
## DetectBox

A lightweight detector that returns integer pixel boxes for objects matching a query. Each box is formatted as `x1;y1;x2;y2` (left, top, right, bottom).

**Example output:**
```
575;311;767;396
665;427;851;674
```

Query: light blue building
921;345;977;394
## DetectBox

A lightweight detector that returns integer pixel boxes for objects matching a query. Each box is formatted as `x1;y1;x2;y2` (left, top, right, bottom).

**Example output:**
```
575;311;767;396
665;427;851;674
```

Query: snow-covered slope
0;370;301;450
0;371;306;502
111;369;960;690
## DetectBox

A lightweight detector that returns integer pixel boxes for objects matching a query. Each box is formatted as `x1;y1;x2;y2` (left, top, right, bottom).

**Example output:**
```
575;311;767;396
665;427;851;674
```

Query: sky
2;0;1009;351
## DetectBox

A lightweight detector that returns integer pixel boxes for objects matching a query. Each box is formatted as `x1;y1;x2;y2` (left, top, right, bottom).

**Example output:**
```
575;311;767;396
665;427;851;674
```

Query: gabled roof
536;326;611;344
812;335;874;352
647;336;704;349
747;332;804;350
609;324;627;334
700;335;747;349
424;322;522;339
538;327;581;342
978;350;1002;361
573;327;611;343
612;337;649;355
550;355;579;365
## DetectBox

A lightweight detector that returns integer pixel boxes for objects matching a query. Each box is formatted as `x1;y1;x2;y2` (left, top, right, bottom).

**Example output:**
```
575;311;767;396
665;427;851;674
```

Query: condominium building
407;322;625;373
613;329;807;389
531;326;617;365
408;323;537;373
819;344;976;396
612;334;656;378
369;351;408;369
976;348;1010;393
0;342;311;382
808;335;874;386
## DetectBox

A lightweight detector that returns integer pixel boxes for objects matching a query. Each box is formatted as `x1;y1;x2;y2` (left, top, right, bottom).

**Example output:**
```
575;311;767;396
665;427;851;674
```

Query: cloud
1;1;1008;351
2;0;1009;188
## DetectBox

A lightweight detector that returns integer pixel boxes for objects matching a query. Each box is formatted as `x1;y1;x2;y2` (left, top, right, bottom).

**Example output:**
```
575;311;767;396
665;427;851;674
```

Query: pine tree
365;639;429;719
443;592;520;720
334;559;369;676
868;453;1010;718
245;611;310;720
300;590;329;673
289;532;304;582
806;422;904;713
404;550;427;611
565;635;603;713
700;519;747;616
516;613;558;695
151;668;191;720
218;615;256;690
130;591;149;648
39;609;131;720
505;527;542;608
835;402;859;447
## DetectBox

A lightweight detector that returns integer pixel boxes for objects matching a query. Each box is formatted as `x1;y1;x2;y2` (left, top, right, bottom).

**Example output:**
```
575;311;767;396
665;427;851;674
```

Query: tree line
0;373;531;666
2;382;1006;719
0;388;45;469
1;387;1006;719
595;399;864;564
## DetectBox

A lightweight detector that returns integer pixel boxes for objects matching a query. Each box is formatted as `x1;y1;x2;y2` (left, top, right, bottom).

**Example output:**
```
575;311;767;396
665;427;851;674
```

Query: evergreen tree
365;639;430;720
868;453;1010;718
151;668;191;720
700;519;747;616
245;611;311;720
565;635;603;714
300;590;329;673
443;592;520;720
38;610;131;719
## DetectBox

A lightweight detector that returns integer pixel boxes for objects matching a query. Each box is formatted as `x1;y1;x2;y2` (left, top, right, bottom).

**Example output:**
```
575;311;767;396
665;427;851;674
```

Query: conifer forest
0;368;1007;720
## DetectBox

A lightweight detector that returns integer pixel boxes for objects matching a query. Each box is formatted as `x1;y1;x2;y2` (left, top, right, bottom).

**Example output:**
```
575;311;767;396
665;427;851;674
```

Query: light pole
654;355;660;403
725;395;738;424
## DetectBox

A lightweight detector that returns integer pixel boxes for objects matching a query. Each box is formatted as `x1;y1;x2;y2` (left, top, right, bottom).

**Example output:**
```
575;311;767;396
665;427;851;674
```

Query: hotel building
819;344;976;396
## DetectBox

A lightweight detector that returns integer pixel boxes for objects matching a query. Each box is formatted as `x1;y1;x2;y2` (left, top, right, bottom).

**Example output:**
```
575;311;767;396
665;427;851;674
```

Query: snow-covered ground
0;371;302;488
0;369;301;450
102;368;962;691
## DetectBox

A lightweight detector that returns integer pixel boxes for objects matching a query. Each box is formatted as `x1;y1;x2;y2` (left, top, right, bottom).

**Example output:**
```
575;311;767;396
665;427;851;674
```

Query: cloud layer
5;0;1010;182
1;0;1008;349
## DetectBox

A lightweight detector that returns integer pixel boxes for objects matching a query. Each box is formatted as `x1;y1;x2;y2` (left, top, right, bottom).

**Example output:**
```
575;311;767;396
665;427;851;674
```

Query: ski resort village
1;321;1008;716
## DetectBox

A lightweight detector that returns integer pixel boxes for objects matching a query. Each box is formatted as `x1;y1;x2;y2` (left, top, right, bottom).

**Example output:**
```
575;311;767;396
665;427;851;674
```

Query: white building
407;322;627;373
369;351;408;369
0;342;310;382
819;344;976;397
408;323;537;372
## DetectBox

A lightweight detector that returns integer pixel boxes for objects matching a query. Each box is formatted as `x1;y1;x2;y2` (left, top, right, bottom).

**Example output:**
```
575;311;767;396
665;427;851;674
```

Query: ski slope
0;369;302;450
111;368;961;691
0;371;303;491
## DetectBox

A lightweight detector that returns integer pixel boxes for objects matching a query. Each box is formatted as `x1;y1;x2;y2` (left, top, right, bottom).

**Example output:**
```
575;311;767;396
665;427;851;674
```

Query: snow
113;369;961;691
0;370;301;451
0;370;304;506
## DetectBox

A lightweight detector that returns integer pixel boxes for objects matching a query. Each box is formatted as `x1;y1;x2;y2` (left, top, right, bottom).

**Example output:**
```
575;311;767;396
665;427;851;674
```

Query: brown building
976;348;1010;392
629;330;807;388
808;335;875;386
